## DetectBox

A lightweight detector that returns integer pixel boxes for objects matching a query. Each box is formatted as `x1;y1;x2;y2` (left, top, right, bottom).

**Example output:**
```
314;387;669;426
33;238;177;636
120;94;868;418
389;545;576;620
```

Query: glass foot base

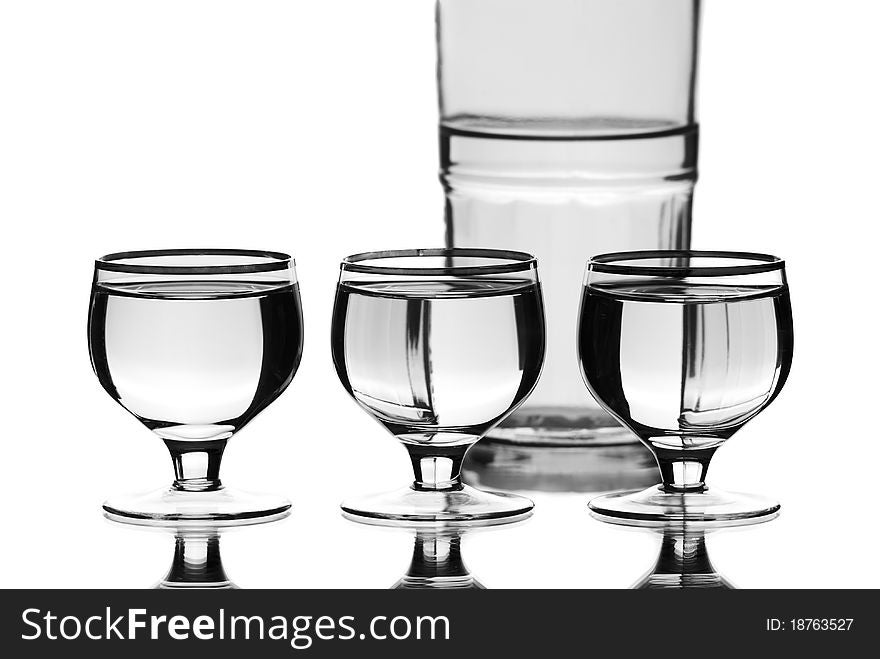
103;487;291;528
341;484;533;528
588;485;780;527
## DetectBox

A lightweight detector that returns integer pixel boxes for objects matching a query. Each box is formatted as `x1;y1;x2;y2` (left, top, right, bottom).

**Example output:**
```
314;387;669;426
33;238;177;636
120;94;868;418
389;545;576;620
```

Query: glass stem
165;438;227;492
405;444;470;491
655;447;716;493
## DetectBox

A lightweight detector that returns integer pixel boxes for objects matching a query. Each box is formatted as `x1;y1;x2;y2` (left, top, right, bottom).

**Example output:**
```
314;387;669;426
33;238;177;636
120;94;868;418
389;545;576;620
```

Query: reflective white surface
1;0;879;588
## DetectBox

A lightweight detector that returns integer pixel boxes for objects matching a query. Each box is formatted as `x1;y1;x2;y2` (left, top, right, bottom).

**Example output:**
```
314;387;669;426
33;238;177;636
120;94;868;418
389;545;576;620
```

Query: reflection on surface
591;503;778;588
463;439;657;493
341;505;527;589
158;529;236;590
394;531;483;590
634;524;732;589
108;512;288;588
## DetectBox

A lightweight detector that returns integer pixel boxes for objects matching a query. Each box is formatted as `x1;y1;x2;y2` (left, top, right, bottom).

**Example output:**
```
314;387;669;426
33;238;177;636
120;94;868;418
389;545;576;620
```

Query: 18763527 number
766;619;854;631
793;619;853;631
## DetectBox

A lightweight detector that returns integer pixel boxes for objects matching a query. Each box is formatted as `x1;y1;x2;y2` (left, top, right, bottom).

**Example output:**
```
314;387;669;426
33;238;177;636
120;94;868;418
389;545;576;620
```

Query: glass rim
589;250;785;277
340;248;538;276
95;249;294;275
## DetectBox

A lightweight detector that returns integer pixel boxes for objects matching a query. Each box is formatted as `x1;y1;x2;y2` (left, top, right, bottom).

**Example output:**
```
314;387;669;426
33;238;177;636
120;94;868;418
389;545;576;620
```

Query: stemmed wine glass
579;250;793;523
88;249;304;524
332;248;546;525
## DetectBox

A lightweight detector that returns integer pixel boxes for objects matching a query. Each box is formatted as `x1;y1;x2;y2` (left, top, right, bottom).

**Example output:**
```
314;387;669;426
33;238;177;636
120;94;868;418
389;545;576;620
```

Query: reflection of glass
158;529;237;590
633;524;732;590
439;0;701;450
580;251;793;523
108;512;288;588
89;249;303;524
394;530;483;590
332;249;545;525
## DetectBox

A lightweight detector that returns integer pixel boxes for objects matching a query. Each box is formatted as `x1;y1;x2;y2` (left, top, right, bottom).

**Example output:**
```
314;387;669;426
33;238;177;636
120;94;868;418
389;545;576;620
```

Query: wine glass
88;249;304;524
332;248;545;525
579;250;793;523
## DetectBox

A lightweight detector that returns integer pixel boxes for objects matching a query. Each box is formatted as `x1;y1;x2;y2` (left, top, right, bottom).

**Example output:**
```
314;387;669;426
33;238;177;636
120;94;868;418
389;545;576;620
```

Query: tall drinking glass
88;249;303;524
439;0;701;453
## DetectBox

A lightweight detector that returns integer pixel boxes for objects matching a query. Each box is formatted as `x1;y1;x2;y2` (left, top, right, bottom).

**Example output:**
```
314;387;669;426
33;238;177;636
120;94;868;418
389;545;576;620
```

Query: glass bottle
439;0;701;453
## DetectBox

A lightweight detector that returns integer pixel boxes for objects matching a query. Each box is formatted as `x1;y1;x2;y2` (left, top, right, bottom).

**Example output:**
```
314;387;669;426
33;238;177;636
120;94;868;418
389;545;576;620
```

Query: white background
1;0;878;588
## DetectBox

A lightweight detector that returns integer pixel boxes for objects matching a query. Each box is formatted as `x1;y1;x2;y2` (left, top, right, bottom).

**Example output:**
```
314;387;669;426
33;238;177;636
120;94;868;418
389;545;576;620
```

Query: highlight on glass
331;248;546;525
578;250;793;523
88;249;304;525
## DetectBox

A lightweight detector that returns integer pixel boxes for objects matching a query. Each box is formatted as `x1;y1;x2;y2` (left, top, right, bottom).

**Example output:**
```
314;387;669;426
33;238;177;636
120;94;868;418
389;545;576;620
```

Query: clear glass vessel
579;251;793;522
332;248;545;525
88;249;303;524
438;0;701;450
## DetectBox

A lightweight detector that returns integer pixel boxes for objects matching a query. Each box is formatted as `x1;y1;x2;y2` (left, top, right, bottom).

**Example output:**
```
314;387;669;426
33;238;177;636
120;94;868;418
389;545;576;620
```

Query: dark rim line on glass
590;250;785;278
96;249;293;275
341;248;537;277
